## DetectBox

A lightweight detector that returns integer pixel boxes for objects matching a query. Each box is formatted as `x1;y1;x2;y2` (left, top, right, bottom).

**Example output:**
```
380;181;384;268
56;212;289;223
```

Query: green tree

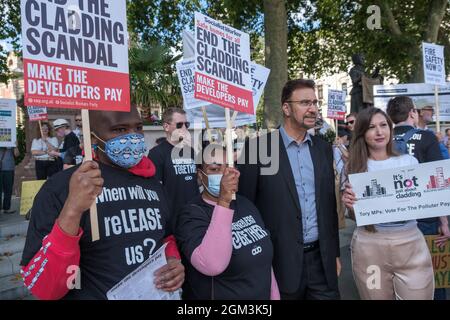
129;43;183;112
0;0;20;83
127;0;202;50
288;0;450;83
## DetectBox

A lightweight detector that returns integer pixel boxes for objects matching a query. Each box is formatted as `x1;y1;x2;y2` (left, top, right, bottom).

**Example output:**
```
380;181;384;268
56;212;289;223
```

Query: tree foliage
0;0;20;83
129;43;182;111
288;0;450;83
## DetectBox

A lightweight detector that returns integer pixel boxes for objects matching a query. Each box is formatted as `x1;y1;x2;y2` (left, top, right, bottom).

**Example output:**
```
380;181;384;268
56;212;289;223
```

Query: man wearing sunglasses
73;115;83;140
148;108;199;217
345;113;357;132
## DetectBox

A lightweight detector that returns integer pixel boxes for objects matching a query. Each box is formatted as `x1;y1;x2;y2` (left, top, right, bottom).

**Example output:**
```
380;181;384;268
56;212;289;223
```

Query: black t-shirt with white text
148;140;199;216
175;195;273;300
21;163;172;299
394;125;443;163
394;125;443;223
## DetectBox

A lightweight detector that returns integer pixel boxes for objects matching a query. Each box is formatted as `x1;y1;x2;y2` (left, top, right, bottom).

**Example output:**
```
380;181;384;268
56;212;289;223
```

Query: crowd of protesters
19;78;450;301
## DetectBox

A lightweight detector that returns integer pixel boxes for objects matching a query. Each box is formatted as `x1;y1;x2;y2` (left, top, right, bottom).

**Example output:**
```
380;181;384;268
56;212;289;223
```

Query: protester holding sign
20;106;184;299
386;96;450;300
175;144;279;299
31;122;60;179
238;79;341;300
148;108;199;217
343;107;434;300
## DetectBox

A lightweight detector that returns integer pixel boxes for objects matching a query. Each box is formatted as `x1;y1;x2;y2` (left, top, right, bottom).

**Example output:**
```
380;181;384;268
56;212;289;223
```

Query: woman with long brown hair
343;107;434;300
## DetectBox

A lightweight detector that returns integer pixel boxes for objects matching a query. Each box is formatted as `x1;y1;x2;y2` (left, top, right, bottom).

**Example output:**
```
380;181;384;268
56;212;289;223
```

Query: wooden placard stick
225;108;236;200
81;109;100;242
202;106;212;142
435;85;441;133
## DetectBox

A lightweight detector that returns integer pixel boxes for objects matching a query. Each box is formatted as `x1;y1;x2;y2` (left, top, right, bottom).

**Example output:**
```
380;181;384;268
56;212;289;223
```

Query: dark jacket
237;130;340;294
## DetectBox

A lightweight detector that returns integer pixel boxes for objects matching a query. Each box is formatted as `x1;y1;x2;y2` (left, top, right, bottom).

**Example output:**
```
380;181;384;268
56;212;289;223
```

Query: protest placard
422;42;446;132
27;106;48;121
182;31;269;127
349;159;450;226
21;1;131;241
0;99;17;147
424;236;450;289
423;42;446;86
21;0;130;111
194;12;253;114
183;61;270;128
327;89;346;120
373;82;450;121
176;58;210;110
20;180;46;215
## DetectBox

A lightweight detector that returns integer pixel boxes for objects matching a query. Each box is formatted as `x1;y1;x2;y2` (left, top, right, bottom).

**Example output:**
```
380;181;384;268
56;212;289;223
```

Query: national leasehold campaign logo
425;167;450;192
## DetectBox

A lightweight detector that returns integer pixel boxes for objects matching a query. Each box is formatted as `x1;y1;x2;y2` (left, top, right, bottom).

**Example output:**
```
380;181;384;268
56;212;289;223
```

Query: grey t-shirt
0;148;15;171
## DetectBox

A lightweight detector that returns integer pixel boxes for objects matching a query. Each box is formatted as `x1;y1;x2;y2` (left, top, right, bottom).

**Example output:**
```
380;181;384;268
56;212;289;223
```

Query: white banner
423;42;446;86
0;99;17;147
373;82;450;121
349;159;450;226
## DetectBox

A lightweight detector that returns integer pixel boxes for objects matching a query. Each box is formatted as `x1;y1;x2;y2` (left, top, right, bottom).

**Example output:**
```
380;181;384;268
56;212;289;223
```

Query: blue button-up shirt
280;127;319;243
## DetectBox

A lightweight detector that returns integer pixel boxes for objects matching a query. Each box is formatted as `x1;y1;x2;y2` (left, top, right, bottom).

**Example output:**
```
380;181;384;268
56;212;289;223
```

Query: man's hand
217;167;240;208
58;161;103;235
154;258;185;292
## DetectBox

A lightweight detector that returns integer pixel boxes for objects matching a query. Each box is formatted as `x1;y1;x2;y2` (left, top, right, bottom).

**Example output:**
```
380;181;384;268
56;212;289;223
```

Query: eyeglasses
175;121;190;129
346;120;355;125
286;100;319;108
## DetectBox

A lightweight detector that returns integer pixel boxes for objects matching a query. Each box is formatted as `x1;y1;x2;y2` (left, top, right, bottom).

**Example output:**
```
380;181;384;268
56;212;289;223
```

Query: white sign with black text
422;42;446;86
349;159;450;226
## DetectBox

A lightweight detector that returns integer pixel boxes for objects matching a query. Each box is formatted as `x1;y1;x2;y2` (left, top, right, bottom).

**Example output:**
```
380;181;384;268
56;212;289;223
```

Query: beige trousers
351;226;434;300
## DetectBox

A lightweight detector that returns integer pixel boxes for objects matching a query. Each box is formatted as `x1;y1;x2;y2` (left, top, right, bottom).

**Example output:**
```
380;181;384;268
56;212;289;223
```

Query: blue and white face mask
94;132;147;169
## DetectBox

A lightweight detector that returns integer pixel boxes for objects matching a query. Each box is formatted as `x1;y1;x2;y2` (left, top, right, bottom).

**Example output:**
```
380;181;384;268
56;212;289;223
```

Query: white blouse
31;137;59;161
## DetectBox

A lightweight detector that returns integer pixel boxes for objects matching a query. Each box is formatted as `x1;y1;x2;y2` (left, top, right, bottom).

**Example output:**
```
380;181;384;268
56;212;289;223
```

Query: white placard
186;62;270;128
423;42;446;86
21;0;130;111
349;159;450;226
373;82;450;122
0;99;17;147
106;244;181;300
194;12;253;114
176;58;210;110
